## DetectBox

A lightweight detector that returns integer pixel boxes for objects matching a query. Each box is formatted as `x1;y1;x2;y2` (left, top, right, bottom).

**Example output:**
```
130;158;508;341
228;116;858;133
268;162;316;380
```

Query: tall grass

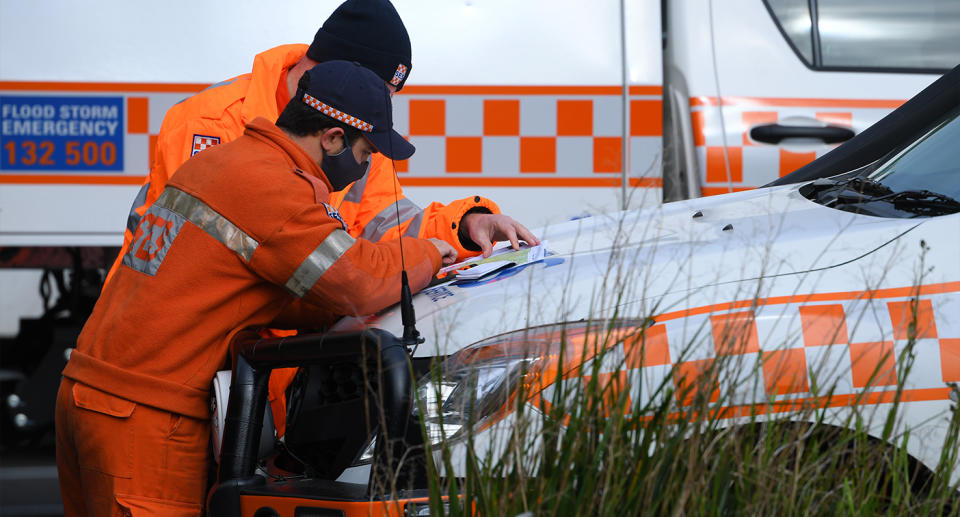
379;197;960;516
414;318;960;516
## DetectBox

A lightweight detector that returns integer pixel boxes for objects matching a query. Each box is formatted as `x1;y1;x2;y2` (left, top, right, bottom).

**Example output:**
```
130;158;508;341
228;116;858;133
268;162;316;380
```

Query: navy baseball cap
297;60;414;161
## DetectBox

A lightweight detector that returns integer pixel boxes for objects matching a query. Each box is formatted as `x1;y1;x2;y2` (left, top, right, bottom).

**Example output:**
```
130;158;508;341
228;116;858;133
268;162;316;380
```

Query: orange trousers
55;379;210;516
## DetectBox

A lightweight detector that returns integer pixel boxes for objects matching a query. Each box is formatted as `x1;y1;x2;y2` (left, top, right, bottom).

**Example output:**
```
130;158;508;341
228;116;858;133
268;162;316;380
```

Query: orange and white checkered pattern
690;97;904;197
390;64;408;87
389;88;663;182
301;93;374;132
22;86;666;190
191;134;220;156
544;286;959;415
5;86;912;198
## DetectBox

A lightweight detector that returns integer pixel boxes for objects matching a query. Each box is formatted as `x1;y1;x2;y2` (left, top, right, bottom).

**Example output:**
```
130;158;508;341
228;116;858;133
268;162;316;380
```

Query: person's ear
319;127;345;155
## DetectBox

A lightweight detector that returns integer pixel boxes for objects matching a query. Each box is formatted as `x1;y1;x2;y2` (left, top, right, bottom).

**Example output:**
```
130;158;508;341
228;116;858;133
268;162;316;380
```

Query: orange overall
105;44;498;436
56;117;441;515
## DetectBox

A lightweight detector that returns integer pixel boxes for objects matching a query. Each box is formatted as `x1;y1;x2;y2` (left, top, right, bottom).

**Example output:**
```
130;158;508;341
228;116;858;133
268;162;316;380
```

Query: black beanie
307;0;412;91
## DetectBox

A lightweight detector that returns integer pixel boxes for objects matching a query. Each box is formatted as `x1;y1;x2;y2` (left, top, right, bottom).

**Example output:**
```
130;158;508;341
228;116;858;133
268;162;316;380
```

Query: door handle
749;123;855;144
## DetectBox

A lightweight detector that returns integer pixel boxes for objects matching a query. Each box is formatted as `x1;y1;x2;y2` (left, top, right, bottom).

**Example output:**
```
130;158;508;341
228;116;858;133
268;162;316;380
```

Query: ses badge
323;203;348;231
191;134;220;156
390;64;408;87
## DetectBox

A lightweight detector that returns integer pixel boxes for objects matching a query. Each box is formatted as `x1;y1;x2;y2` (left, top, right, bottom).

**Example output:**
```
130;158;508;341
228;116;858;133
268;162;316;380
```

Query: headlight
414;350;537;444
413;320;649;445
354;348;538;463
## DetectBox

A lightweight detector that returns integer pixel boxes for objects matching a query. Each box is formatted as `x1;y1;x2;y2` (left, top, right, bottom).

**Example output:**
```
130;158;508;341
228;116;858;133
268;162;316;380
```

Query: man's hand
461;213;541;257
428;238;458;266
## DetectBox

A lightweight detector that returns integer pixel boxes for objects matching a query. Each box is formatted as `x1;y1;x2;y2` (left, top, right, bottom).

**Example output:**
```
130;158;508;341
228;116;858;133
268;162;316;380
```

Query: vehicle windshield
867;104;960;199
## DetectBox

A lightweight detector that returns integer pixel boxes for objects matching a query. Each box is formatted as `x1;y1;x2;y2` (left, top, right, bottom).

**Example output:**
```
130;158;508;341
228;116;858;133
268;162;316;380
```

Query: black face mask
321;133;371;191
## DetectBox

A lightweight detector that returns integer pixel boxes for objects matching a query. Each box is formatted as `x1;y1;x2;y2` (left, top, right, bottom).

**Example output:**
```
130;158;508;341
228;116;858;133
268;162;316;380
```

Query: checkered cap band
301;93;374;132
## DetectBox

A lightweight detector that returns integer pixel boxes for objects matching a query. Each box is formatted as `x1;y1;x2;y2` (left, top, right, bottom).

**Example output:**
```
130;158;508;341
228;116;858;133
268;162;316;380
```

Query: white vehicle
357;67;960;481
1;0;958;445
207;65;960;514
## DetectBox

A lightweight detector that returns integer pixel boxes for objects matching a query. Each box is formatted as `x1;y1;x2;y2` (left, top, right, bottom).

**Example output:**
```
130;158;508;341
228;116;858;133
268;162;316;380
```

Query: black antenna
384;88;423;353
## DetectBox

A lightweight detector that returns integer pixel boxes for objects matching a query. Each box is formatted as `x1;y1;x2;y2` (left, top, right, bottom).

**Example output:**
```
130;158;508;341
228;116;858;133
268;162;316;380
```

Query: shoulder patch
323;203;348;231
191;134;221;156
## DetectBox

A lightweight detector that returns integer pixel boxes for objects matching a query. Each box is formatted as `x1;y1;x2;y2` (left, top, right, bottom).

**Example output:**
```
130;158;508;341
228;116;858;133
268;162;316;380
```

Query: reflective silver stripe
342;172;368;204
155;188;259;261
174;77;245;106
125;182;151;234
403;211;423;238
285;229;356;297
200;76;243;93
359;198;422;242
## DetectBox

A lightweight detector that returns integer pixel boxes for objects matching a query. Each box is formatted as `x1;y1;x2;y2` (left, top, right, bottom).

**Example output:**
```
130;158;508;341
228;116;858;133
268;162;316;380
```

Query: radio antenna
384;88;423;354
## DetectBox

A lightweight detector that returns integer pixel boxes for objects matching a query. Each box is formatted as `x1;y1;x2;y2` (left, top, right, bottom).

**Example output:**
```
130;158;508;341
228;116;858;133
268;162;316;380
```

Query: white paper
454;260;514;280
439;241;549;276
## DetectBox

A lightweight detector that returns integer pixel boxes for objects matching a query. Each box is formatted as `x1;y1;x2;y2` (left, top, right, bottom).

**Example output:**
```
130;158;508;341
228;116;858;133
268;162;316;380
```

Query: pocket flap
73;383;136;418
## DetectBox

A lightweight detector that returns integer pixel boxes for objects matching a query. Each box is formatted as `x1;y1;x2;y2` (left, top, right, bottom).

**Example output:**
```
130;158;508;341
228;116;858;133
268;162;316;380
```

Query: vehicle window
764;0;814;65
764;0;960;72
869;106;960;199
818;0;960;71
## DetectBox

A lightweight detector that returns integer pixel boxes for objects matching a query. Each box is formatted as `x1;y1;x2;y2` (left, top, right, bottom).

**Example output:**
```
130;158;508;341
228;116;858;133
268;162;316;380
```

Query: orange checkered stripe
690;96;906;197
301;93;374;132
538;284;959;418
390;88;663;181
0;83;665;188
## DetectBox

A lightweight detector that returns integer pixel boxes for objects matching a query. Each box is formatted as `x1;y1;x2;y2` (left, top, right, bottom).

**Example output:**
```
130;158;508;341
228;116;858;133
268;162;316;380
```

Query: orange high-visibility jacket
63;117;441;419
108;44;497;281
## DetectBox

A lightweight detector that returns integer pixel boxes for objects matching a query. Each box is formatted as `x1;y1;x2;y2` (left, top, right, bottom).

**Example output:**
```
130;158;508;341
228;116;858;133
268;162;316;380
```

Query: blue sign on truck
0;95;124;171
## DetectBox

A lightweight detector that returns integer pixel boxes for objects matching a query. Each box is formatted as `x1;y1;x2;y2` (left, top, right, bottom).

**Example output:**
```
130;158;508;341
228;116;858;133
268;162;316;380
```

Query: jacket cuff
457;207;492;252
441;195;500;258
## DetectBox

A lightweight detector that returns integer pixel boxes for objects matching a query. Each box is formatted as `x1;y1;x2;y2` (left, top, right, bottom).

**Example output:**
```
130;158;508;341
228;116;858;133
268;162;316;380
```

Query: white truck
0;0;957;442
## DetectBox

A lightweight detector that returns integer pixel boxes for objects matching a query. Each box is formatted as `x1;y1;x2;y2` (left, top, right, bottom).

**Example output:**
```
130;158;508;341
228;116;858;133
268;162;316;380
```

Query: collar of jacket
244;117;334;194
240;44;309;126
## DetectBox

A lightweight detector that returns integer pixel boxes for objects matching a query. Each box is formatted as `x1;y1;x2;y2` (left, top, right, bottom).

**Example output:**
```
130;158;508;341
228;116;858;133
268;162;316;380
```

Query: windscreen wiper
826;184;960;216
871;189;960;216
809;176;960;216
810;176;893;208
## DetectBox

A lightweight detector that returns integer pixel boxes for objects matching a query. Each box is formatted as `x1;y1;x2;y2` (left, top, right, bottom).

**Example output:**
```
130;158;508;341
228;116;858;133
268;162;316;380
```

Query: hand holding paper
439;241;549;280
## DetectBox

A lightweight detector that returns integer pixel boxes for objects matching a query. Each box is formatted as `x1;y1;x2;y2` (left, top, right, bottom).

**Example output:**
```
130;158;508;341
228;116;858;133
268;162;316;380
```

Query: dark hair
276;74;364;140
